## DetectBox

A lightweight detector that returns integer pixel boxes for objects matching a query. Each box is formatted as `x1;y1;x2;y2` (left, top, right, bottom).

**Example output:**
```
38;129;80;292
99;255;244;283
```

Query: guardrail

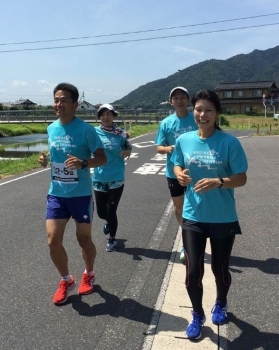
0;109;173;124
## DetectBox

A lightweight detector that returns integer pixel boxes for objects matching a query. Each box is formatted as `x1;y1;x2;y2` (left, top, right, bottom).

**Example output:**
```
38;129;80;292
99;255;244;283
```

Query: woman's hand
120;150;131;159
176;169;191;186
194;178;220;193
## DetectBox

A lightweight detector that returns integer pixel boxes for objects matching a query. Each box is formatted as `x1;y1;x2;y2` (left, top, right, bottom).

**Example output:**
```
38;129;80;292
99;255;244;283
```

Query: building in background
215;81;278;115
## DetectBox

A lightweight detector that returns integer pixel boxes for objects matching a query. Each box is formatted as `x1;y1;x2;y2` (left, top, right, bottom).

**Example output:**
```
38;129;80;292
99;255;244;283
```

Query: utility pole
262;94;267;119
79;92;85;104
177;70;181;85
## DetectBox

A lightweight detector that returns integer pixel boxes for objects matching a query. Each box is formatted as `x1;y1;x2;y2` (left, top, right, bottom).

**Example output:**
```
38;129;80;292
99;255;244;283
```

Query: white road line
142;221;181;350
95;199;174;348
0;168;49;186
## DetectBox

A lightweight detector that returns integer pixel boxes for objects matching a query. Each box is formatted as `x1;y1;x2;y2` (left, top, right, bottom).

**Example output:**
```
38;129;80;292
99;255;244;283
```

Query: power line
0;12;279;46
0;91;51;97
0;22;278;53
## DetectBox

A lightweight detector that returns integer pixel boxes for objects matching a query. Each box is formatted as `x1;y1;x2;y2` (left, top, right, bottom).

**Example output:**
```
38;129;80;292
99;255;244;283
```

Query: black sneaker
103;222;110;235
106;238;116;252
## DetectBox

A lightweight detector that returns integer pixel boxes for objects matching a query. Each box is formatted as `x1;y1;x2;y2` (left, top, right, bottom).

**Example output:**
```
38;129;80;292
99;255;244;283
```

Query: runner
92;104;132;252
172;89;248;340
155;87;197;261
39;82;106;305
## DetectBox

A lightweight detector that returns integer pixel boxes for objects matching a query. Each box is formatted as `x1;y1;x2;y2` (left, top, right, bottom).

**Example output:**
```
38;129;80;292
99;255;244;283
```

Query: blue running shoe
103;222;110;235
106;238;116;252
211;301;228;325
186;310;206;340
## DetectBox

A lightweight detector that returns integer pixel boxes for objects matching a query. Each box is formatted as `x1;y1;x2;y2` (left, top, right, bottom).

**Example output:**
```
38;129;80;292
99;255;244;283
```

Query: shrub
218;114;230;127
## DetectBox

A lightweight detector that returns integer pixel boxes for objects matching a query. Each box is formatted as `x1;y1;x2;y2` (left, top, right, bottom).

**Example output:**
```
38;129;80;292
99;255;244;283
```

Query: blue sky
0;0;279;106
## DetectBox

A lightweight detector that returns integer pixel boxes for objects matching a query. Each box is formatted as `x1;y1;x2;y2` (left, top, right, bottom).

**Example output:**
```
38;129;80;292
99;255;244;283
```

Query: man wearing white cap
155;87;198;261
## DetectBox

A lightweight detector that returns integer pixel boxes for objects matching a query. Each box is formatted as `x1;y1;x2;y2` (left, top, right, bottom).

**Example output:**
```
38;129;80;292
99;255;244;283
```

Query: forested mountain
113;45;279;108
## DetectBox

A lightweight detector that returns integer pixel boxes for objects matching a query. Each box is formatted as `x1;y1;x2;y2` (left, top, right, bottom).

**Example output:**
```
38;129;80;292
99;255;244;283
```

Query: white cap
169;86;189;99
97;103;118;117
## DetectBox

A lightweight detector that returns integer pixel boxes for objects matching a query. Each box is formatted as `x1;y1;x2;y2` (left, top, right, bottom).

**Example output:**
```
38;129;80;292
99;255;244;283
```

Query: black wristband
81;159;88;169
218;177;224;188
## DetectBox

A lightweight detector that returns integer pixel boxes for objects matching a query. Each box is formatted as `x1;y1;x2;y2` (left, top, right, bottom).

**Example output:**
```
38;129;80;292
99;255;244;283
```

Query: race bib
51;162;78;184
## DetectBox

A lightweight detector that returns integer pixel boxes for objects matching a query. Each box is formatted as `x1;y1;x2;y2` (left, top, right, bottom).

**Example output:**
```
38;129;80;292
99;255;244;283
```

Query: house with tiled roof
0;102;14;108
14;99;36;109
215;81;278;115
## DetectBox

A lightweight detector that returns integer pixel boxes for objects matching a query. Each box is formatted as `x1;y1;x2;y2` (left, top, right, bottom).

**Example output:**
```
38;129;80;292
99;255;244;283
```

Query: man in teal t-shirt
39;83;106;305
155;86;198;261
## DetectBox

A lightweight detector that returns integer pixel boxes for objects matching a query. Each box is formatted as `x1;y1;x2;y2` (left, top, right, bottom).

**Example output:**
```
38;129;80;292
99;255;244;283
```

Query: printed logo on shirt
173;126;195;139
49;135;77;153
185;149;222;170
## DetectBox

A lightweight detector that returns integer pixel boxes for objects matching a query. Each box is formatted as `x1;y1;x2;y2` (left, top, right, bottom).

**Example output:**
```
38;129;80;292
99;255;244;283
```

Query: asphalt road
0;131;178;350
0;130;278;350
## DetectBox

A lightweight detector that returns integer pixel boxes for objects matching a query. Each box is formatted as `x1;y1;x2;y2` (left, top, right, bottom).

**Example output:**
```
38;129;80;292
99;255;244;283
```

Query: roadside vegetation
0;116;278;179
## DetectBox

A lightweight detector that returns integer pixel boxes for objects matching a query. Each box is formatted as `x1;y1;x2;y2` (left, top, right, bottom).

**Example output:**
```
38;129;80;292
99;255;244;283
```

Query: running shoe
180;246;185;262
211;301;228;325
78;272;96;295
103;222;110;235
53;275;76;305
106;238;116;252
186;310;206;340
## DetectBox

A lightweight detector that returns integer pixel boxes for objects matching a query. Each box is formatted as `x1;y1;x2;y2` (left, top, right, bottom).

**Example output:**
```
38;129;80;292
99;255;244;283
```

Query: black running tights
182;229;235;313
94;185;124;237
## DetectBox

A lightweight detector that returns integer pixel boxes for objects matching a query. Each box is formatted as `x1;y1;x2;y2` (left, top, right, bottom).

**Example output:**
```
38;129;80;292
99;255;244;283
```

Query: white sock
85;270;94;275
62;274;71;281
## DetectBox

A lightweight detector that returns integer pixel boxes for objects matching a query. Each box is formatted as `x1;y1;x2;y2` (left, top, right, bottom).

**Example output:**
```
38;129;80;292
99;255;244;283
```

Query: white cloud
172;46;204;55
12;80;28;87
0;89;6;92
37;79;55;92
38;79;54;87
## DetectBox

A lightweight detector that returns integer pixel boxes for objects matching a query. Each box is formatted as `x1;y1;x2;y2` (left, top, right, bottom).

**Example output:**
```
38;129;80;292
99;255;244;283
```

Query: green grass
221;115;279;132
0;123;48;136
0;153;42;178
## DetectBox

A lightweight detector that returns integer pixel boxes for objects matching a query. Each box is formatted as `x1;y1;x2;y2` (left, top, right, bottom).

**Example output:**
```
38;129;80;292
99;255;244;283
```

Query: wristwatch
81;159;88;169
217;177;224;188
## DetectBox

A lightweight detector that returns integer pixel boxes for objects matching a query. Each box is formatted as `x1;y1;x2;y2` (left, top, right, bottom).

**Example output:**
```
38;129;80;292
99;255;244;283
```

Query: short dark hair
191;90;221;113
191;90;222;130
53;83;79;103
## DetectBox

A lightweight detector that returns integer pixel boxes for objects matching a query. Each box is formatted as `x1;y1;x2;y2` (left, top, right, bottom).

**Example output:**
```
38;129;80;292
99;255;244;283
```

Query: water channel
0;134;48;159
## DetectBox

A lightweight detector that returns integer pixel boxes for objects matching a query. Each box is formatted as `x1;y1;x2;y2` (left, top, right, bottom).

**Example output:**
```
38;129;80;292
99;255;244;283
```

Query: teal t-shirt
47;117;103;197
171;130;248;223
155;112;197;178
93;127;128;182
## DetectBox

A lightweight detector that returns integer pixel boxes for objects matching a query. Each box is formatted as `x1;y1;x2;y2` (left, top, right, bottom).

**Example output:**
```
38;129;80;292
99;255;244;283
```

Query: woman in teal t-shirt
172;90;248;340
93;104;132;252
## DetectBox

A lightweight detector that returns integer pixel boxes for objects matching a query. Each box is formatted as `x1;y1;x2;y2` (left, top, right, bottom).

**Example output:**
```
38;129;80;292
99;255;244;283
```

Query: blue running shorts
46;194;93;223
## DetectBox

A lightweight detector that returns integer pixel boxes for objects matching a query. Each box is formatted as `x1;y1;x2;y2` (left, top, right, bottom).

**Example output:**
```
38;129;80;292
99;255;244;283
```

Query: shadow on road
204;252;279;275
68;285;187;332
114;238;172;261
229;256;279;275
221;313;279;350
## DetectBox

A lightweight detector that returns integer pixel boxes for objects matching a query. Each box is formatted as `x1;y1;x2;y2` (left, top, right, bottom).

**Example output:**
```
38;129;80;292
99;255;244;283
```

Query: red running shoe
53;275;76;304
78;272;96;295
